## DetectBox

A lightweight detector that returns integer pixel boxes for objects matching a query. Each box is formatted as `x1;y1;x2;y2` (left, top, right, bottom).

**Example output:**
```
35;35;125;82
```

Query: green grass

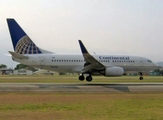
0;92;163;120
0;75;163;120
0;75;163;83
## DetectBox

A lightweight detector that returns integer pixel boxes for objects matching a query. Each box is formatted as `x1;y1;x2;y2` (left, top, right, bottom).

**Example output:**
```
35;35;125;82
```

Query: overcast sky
1;0;163;68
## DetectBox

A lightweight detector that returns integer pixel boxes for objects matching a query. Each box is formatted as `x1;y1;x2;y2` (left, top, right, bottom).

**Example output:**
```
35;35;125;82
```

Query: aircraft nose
153;63;161;69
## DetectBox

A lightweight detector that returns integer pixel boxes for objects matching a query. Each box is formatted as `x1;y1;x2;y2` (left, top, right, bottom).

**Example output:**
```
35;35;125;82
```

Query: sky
1;0;163;68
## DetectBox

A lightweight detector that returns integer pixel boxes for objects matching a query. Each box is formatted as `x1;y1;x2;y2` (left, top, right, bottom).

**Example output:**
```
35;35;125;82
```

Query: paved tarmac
0;83;163;92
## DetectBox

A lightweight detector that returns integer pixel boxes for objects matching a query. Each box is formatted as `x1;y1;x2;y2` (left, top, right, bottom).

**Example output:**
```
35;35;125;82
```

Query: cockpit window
147;60;152;63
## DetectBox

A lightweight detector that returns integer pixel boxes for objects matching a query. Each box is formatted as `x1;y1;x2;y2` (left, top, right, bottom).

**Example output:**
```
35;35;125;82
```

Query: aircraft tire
79;75;85;81
86;76;92;82
139;76;143;80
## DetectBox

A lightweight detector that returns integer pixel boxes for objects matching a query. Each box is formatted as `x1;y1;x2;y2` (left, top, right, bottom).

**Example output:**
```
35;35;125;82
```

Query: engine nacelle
104;67;124;76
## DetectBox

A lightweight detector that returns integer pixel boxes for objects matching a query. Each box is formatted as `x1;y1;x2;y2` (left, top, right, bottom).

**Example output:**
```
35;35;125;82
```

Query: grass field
0;75;163;120
0;92;163;120
0;75;163;83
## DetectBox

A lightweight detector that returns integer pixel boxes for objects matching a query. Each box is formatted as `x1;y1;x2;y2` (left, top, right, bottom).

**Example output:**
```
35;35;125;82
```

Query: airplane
6;18;160;82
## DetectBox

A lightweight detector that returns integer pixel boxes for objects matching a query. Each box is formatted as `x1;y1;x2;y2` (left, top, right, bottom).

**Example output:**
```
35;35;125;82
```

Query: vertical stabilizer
7;18;52;54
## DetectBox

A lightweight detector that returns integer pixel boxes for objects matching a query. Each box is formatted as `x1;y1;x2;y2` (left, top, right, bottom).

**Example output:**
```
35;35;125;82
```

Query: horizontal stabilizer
4;54;11;57
8;51;28;59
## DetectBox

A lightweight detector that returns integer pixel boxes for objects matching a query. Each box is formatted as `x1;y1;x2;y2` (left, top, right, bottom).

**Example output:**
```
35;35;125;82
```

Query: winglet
78;40;88;54
78;40;105;72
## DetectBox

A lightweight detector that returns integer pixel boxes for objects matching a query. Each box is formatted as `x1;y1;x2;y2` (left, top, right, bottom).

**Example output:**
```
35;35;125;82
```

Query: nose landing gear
139;72;143;80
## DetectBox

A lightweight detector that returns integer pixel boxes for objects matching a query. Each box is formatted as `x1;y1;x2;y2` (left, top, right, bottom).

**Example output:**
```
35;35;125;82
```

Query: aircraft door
39;57;45;69
139;57;144;67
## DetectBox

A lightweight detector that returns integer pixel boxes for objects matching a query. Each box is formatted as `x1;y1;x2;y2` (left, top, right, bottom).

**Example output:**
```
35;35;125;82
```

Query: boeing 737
6;18;160;82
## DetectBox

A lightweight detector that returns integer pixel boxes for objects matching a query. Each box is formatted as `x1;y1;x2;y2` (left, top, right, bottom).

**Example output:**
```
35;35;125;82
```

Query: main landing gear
79;75;85;81
139;72;143;80
79;74;92;82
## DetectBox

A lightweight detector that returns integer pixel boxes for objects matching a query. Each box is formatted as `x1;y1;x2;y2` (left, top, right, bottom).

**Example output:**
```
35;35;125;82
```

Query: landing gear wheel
139;72;143;80
79;75;85;81
139;76;143;80
86;76;92;82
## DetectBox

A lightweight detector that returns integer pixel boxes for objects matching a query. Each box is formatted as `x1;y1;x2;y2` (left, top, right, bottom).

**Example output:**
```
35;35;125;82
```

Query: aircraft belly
123;66;158;72
37;65;82;73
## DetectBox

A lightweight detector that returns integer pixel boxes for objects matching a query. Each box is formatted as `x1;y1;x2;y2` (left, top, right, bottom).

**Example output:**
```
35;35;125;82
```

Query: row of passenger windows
98;60;135;62
52;59;135;63
112;60;135;63
52;60;85;62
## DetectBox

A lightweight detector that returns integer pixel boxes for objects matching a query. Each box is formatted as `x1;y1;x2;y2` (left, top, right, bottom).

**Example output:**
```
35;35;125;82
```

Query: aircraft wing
8;51;28;59
78;40;105;73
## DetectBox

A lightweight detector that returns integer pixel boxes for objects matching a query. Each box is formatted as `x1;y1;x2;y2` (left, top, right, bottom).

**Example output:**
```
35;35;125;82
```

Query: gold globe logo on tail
15;35;42;54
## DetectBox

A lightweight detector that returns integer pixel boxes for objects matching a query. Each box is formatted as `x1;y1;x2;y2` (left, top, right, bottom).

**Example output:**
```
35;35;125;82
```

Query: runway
0;83;163;92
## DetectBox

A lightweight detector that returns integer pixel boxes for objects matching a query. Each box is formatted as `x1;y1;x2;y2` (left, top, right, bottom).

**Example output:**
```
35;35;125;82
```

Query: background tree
14;64;37;72
153;69;160;73
14;64;27;70
153;69;163;76
160;70;163;76
59;72;66;75
0;64;7;68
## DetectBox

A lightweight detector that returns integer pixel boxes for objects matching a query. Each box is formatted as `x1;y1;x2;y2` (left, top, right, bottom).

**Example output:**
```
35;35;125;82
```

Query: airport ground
0;75;163;120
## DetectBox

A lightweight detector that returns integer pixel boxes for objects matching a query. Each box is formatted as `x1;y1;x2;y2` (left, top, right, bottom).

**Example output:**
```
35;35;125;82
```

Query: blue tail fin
7;18;42;54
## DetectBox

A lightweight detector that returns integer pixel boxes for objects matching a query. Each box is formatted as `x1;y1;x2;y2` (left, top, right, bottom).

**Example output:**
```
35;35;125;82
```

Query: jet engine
103;67;124;76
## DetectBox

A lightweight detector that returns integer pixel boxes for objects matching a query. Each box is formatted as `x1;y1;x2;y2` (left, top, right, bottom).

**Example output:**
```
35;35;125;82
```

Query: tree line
153;69;163;75
1;63;163;75
0;64;37;72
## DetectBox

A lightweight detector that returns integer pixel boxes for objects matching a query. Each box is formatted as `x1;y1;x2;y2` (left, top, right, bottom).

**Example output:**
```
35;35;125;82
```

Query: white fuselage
13;53;159;74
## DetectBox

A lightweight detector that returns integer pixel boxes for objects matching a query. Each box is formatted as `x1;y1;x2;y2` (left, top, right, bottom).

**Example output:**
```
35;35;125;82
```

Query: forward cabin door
139;57;144;67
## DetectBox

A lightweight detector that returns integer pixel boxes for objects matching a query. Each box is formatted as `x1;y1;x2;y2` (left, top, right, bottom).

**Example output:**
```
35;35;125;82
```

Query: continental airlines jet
6;18;159;82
